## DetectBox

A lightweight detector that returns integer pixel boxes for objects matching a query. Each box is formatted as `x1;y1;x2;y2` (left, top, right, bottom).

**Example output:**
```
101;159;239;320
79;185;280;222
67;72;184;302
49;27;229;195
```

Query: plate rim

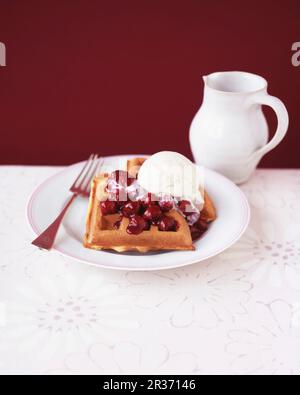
27;155;251;271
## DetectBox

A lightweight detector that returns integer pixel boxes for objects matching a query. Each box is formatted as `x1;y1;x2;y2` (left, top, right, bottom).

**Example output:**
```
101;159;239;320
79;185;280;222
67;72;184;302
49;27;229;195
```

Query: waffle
84;158;216;253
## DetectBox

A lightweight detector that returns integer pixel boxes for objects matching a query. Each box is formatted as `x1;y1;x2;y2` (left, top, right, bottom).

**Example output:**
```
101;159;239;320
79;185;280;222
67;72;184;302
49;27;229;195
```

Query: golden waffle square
84;158;216;253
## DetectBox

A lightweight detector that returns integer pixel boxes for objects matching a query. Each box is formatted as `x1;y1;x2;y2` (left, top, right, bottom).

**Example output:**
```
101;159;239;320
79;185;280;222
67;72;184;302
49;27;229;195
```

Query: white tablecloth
0;166;300;375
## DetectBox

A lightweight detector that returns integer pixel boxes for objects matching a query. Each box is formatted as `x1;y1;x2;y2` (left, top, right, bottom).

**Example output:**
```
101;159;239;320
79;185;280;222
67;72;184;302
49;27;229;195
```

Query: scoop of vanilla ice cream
138;151;204;206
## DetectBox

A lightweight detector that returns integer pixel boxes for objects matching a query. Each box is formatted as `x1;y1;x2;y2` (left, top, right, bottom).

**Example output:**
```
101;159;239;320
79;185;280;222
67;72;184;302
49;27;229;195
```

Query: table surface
0;166;300;375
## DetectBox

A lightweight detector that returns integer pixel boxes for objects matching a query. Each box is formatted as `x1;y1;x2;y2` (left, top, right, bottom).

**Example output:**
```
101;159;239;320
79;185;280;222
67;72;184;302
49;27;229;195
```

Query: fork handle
31;194;78;250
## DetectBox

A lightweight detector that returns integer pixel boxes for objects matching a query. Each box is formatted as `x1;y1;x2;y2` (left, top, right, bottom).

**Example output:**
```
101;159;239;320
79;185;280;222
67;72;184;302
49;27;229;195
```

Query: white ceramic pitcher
189;71;289;184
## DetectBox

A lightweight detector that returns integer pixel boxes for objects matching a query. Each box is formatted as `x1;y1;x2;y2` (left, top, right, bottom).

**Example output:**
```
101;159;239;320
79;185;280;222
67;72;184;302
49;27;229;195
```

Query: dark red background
0;0;299;167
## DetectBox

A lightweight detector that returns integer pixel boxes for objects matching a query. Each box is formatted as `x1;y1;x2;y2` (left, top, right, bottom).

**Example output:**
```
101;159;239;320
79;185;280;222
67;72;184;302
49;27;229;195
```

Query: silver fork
32;154;103;250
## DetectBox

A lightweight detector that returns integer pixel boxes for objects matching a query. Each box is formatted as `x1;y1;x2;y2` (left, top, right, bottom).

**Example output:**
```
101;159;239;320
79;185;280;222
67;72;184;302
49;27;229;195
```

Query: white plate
27;155;250;271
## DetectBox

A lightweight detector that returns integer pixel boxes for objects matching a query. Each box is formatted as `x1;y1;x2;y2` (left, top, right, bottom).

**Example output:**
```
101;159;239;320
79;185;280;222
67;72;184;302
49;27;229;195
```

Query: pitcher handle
250;94;289;161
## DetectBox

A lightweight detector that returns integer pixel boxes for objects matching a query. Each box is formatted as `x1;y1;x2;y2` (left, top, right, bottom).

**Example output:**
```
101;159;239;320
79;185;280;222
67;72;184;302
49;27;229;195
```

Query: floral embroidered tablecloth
0;166;299;375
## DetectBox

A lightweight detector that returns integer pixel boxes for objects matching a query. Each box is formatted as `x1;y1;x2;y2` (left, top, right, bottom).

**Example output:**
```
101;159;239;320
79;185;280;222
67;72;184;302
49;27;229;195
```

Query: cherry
158;216;178;232
159;198;174;212
121;201;141;217
141;193;158;209
126;215;148;235
190;219;208;240
100;201;118;215
117;200;128;211
178;200;194;216
143;220;151;231
195;218;208;232
143;206;162;223
190;226;202;241
114;220;122;230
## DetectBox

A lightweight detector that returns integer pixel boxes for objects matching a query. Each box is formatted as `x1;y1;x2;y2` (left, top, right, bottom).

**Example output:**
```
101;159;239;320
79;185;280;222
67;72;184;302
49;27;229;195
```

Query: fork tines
71;154;102;196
